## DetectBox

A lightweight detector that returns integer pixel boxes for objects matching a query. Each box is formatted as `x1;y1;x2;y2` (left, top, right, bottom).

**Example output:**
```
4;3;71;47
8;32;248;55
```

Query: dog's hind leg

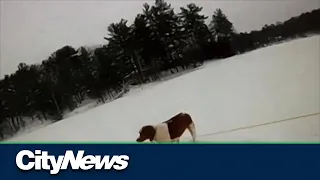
187;122;196;142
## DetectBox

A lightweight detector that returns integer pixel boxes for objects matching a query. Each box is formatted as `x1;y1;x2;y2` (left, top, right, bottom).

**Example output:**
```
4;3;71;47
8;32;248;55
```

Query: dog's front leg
171;138;180;144
150;140;157;144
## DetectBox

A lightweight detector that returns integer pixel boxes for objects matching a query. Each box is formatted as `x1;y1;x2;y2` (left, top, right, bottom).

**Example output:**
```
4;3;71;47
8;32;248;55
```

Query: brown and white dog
136;112;196;143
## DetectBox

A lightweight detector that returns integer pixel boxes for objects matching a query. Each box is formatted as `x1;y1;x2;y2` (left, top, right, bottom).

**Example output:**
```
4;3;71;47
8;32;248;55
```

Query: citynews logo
16;150;130;175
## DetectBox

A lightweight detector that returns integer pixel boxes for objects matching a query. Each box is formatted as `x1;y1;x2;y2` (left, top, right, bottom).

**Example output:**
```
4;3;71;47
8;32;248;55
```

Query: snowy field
7;35;320;142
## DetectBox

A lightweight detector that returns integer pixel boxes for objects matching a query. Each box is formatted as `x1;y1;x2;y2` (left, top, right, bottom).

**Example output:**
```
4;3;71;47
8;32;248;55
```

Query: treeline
0;0;319;140
231;8;320;53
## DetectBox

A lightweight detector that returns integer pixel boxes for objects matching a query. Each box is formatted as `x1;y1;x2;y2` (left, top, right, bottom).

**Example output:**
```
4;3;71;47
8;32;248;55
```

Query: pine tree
178;3;211;66
179;3;210;47
209;8;235;41
105;19;142;83
146;0;183;72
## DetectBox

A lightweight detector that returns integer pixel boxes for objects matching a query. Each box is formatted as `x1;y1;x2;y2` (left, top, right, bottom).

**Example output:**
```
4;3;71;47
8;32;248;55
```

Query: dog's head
136;125;156;142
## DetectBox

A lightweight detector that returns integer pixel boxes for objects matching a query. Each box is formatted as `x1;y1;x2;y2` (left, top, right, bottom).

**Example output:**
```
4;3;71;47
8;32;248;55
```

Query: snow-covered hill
7;35;320;142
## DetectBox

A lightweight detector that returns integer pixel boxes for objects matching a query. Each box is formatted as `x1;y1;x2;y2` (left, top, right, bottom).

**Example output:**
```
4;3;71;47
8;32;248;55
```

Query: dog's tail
187;122;196;142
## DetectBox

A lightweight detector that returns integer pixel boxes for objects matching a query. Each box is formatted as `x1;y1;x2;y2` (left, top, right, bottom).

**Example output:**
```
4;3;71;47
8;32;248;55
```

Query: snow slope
7;35;320;142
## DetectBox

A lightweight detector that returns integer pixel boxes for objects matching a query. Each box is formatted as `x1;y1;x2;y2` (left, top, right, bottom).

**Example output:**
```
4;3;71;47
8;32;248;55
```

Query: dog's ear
141;125;156;141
